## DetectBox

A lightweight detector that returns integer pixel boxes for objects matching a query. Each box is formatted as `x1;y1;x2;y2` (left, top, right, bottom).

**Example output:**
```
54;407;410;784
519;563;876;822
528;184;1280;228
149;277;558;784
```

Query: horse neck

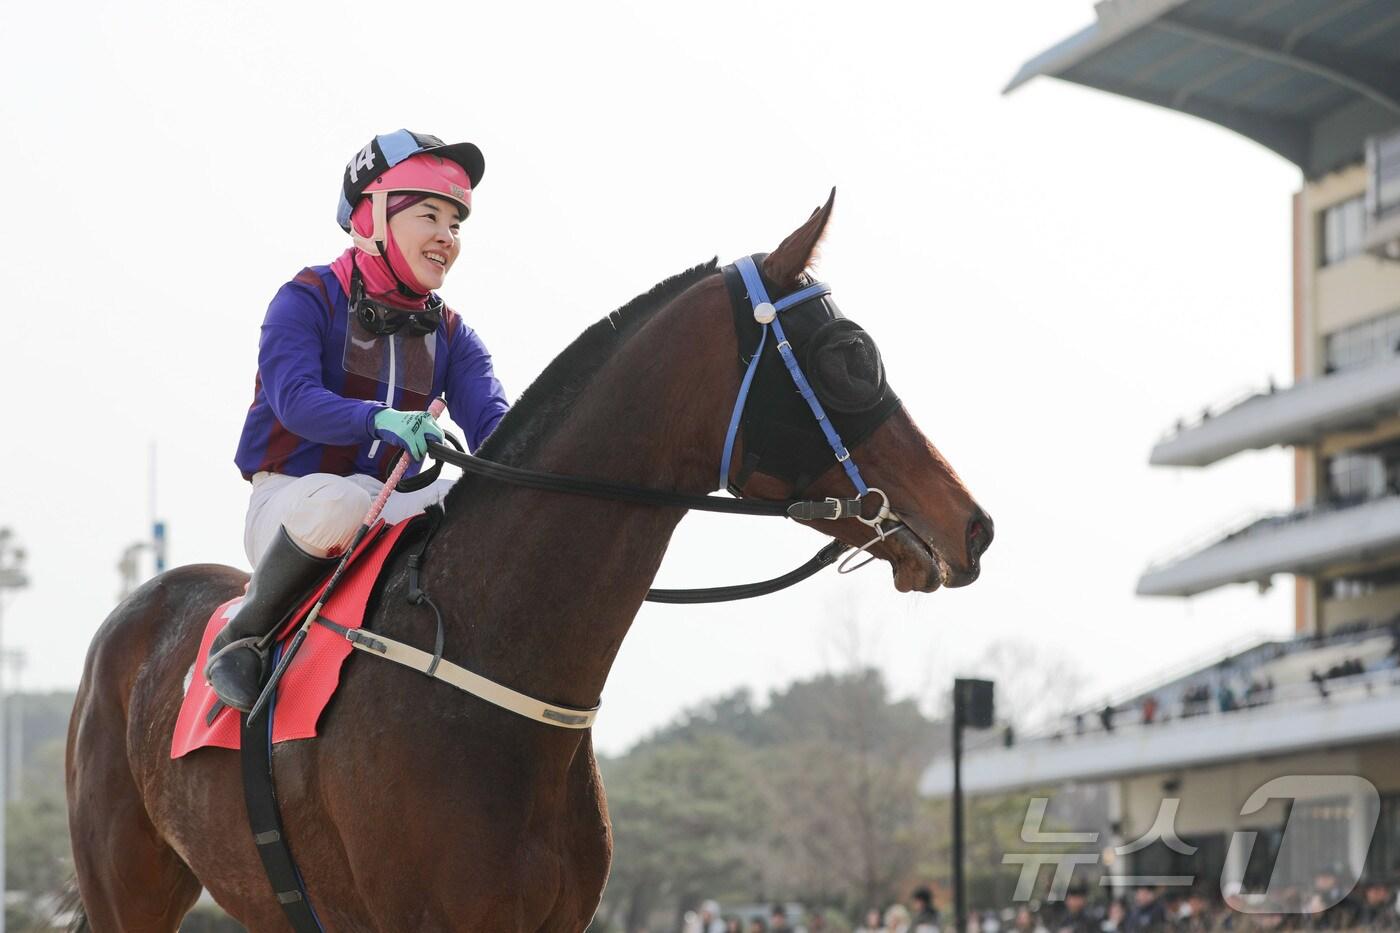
429;278;734;711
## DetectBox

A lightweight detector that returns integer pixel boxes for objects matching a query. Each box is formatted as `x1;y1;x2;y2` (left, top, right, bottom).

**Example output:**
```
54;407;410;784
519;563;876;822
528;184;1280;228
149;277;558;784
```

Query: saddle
170;516;421;758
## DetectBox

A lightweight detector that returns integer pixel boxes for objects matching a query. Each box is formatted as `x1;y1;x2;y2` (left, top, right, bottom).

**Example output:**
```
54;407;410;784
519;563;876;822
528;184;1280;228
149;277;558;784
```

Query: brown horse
66;193;991;932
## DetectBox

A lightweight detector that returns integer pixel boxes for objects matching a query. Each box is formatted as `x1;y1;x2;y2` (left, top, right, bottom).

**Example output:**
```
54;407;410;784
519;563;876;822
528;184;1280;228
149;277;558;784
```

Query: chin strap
349;193;430;301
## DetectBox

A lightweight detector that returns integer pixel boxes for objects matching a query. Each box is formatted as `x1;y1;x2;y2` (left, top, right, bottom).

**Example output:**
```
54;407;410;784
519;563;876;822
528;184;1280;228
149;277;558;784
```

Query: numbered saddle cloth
170;518;417;758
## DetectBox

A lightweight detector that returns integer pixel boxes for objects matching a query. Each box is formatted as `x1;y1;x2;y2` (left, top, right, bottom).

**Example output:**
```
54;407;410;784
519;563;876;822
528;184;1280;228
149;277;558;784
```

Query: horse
65;191;992;932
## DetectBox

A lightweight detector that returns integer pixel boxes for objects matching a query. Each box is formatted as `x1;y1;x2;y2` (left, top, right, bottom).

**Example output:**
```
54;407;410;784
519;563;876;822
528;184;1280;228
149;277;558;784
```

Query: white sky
2;1;1303;755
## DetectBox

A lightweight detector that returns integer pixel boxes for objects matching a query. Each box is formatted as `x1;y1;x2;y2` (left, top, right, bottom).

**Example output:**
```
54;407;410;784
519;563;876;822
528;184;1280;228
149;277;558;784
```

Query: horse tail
56;876;91;932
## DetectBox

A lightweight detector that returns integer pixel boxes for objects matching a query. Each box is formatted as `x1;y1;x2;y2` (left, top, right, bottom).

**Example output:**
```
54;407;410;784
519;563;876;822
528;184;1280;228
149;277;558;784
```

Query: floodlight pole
0;528;29;933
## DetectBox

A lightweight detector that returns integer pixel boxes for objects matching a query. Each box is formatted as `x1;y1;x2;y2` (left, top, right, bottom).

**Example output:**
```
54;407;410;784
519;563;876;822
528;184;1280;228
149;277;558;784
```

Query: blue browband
719;255;871;497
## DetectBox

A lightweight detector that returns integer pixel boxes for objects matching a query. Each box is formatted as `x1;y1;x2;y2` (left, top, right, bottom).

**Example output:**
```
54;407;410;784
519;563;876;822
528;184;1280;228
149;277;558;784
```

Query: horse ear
762;188;835;289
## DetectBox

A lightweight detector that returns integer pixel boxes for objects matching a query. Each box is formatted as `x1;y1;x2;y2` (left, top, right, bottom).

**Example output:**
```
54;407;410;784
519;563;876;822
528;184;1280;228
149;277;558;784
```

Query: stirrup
204;636;268;679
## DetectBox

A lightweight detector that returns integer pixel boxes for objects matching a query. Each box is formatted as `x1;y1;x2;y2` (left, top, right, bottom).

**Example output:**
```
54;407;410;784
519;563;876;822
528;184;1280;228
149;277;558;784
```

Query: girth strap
314;617;599;729
240;647;325;932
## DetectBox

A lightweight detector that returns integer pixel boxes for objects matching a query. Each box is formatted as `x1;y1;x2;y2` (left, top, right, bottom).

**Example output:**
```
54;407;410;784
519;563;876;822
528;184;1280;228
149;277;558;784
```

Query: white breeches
244;471;454;564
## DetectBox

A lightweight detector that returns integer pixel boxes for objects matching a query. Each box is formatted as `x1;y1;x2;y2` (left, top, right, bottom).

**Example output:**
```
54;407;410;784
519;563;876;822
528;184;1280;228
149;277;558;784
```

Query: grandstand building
924;0;1400;897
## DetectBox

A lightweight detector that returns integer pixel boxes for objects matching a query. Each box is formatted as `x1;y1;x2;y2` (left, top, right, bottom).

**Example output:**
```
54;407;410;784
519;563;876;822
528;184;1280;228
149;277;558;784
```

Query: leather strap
315;618;598;729
240;652;325;932
423;440;861;521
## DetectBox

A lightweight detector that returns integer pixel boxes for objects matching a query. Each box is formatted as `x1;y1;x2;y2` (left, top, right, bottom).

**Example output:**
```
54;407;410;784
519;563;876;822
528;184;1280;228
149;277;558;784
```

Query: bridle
409;254;908;601
719;254;903;573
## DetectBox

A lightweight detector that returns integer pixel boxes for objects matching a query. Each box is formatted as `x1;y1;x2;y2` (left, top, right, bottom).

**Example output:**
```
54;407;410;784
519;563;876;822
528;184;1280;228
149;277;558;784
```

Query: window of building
1322;196;1367;266
1242;822;1287;894
1371;131;1400;222
1325;565;1400;600
1367;794;1400;879
1323;439;1400;506
1130;832;1228;888
1327;452;1385;502
1279;798;1353;887
1323;307;1400;374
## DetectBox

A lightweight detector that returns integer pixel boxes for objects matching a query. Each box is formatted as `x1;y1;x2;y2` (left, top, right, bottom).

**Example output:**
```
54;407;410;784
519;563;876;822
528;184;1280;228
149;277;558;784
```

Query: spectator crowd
1007;619;1400;748
676;875;1400;933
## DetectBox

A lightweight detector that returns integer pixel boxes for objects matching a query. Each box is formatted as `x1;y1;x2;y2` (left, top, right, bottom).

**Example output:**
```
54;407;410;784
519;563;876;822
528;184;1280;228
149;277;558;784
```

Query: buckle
786;497;863;522
345;629;388;654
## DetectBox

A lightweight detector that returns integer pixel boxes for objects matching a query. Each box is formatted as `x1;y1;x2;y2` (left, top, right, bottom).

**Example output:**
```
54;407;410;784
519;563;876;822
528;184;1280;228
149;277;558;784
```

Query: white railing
1140;493;1393;573
1153;380;1282;442
987;663;1400;754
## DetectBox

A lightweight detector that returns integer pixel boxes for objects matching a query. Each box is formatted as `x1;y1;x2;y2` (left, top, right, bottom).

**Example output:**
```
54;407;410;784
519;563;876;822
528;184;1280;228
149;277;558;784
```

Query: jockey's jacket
234;265;509;482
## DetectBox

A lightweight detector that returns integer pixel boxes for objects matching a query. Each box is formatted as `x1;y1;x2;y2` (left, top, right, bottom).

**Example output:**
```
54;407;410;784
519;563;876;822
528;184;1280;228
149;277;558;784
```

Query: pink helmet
337;130;484;256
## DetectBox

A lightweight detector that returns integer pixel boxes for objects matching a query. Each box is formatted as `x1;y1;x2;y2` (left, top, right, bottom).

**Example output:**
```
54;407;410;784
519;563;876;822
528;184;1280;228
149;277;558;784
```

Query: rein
408;254;903;603
418;437;866;603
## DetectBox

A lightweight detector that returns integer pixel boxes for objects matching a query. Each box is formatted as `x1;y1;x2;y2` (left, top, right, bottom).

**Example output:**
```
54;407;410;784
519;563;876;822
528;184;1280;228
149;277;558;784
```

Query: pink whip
247;399;447;722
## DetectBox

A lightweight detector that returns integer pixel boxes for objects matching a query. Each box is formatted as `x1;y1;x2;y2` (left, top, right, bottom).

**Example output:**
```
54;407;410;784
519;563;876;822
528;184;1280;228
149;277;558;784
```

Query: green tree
596;668;960;929
8;738;72;898
600;732;765;931
750;671;942;914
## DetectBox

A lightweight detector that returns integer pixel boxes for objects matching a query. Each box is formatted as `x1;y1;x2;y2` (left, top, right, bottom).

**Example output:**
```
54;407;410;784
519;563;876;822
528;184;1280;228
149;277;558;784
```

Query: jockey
210;130;510;712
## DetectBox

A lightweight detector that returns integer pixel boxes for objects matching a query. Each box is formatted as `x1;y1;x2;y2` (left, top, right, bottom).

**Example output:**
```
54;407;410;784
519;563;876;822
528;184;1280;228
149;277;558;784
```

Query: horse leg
68;678;202;932
540;743;613;933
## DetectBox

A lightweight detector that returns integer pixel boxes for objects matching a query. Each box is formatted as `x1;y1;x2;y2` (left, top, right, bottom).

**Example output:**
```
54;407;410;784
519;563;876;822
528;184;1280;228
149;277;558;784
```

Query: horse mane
443;258;719;509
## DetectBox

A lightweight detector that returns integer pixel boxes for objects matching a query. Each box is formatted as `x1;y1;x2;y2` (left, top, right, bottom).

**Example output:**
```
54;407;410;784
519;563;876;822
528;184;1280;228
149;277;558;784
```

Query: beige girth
340;627;599;729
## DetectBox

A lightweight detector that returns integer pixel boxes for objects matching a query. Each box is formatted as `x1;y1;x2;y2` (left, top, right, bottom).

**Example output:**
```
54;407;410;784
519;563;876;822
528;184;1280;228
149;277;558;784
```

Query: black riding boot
205;526;336;712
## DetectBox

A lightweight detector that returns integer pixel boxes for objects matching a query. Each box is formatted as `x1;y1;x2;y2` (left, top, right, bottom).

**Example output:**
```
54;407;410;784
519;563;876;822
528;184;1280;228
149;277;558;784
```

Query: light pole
0;528;29;933
2;652;23;804
952;677;994;933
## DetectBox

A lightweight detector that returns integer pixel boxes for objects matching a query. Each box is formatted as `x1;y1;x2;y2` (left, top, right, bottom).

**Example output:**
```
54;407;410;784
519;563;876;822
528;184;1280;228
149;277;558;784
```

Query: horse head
727;190;993;593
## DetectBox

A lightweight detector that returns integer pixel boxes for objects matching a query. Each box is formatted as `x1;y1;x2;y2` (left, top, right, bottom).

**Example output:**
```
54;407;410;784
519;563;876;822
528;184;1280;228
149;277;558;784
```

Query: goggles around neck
349;267;443;338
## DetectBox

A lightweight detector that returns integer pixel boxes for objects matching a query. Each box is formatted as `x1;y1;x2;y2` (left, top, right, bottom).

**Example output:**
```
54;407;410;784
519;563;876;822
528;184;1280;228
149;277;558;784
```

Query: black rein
397;435;856;603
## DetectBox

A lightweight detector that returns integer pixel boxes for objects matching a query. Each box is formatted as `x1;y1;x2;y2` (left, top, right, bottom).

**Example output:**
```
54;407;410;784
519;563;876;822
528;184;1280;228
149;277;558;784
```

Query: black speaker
955;678;994;729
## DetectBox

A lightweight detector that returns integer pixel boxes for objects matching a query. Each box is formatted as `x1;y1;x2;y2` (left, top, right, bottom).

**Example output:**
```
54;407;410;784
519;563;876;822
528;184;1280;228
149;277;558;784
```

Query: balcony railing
1149;360;1400;468
1136;494;1400;597
921;663;1400;797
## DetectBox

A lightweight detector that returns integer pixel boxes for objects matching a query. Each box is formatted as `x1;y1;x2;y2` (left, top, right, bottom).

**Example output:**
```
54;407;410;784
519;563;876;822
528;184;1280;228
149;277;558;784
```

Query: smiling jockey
211;130;510;713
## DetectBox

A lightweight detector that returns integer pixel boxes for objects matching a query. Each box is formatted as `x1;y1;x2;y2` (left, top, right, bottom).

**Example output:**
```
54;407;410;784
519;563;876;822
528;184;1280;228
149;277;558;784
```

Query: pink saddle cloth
170;519;415;758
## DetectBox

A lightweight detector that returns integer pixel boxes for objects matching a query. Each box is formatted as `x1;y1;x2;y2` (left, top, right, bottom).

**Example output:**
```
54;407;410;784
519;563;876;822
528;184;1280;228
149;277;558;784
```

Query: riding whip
247;397;447;722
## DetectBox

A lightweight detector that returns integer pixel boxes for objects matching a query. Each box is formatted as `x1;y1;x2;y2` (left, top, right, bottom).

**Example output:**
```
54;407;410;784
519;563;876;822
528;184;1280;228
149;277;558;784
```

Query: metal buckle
346;629;388;654
856;488;894;528
835;447;851;463
838;489;902;575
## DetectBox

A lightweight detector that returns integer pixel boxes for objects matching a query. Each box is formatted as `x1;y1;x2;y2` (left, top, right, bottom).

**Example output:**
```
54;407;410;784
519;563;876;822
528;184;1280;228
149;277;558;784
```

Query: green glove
372;408;444;461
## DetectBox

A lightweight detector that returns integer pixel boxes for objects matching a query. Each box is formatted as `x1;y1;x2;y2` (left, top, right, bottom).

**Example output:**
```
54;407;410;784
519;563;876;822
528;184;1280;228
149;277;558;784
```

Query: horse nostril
967;509;994;560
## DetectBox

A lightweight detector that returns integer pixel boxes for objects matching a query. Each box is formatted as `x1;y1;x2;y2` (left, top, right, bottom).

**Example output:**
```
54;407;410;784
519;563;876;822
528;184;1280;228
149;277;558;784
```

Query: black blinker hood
722;254;900;495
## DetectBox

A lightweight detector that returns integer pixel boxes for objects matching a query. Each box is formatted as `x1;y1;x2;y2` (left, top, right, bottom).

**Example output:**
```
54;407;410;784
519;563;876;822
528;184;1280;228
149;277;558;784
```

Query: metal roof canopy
1006;0;1400;178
